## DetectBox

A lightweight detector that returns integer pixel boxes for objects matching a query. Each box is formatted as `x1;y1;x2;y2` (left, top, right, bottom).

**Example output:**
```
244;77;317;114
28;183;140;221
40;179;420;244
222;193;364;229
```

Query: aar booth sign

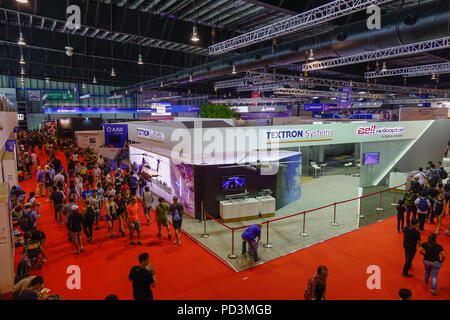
103;124;128;148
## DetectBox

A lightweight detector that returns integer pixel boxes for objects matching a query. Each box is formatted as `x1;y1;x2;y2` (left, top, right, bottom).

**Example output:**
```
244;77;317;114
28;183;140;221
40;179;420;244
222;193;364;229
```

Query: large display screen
363;152;380;165
129;146;195;216
221;175;246;192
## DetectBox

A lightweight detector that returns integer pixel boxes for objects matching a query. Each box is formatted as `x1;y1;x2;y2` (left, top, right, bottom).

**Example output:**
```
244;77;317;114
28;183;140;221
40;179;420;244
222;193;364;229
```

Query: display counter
219;196;276;222
256;196;276;218
220;198;260;223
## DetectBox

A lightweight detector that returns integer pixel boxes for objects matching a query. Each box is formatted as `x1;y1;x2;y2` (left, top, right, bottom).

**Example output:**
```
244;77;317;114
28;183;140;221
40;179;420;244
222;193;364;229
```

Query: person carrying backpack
19;203;38;232
427;164;439;185
404;188;417;226
437;161;448;181
169;195;184;245
415;191;431;231
82;200;95;242
128;171;138;196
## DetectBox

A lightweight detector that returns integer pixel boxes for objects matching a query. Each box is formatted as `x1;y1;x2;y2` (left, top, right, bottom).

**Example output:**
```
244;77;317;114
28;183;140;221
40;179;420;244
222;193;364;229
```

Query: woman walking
105;195;118;238
434;191;445;234
419;233;445;295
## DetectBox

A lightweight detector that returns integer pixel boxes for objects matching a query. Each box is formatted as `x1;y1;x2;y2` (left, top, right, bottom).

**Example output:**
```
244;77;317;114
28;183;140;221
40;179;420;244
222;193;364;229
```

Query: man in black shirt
128;253;156;300
169;196;184;245
50;186;65;223
402;218;421;277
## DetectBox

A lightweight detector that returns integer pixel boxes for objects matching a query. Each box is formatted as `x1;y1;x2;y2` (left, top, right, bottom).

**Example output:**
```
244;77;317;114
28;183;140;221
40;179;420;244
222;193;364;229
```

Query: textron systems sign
137;128;165;142
266;128;333;144
357;124;405;136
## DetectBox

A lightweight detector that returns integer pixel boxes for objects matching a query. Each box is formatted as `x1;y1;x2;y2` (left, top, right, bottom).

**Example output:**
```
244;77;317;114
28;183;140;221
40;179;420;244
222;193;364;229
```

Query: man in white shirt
414;167;427;186
93;165;102;187
73;153;78;162
97;155;105;169
54;171;65;188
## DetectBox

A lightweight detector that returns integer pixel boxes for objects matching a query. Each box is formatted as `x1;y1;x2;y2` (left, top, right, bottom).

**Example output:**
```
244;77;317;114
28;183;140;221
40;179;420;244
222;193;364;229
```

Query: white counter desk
219;196;276;222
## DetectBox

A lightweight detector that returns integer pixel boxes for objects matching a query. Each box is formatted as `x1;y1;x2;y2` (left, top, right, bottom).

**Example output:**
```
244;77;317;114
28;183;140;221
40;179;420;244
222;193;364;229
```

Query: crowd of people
11;128;186;300
398;162;449;296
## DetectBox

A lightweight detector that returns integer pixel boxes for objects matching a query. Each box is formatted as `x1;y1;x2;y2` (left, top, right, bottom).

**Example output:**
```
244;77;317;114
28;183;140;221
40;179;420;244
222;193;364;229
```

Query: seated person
24;229;47;263
15;276;46;300
11;204;21;226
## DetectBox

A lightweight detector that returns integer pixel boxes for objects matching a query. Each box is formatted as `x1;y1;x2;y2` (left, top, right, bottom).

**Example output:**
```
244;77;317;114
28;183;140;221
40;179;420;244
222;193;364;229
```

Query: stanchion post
263;222;273;248
228;229;237;259
390;187;398;206
300;212;308;236
359;197;364;219
376;191;384;211
331;203;339;226
199;201;204;223
200;204;209;239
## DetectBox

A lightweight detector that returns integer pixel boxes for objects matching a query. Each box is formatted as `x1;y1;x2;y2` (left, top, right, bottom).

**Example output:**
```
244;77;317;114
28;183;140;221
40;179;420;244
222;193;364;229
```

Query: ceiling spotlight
232;64;237;74
191;24;199;42
111;67;116;77
349;80;354;87
312;96;319;99
160;81;163;88
20;67;25;75
431;74;436;80
125;89;129;95
308;48;315;60
138;54;144;65
18;33;26;46
45;77;50;83
93;75;97;84
189;74;193;82
82;82;86;89
380;62;388;72
65;46;74;57
19;54;25;65
140;86;143;92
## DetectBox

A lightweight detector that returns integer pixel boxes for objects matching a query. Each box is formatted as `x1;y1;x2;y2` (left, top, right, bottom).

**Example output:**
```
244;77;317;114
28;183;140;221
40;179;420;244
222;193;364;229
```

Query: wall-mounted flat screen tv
363;152;380;165
221;175;246;191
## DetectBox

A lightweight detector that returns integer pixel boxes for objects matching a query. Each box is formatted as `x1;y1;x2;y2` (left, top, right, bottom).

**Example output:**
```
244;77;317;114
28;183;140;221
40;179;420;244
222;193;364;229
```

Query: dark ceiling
0;0;449;93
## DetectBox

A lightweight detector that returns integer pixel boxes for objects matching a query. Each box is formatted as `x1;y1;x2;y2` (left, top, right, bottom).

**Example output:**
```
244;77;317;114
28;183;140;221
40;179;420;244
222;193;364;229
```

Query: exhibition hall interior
0;0;449;302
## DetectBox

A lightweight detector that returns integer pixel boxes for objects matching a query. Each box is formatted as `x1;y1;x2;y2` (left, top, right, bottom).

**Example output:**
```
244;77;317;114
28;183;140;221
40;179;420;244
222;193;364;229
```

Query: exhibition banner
43;91;74;101
102;124;128;148
399;107;448;121
5;140;16;152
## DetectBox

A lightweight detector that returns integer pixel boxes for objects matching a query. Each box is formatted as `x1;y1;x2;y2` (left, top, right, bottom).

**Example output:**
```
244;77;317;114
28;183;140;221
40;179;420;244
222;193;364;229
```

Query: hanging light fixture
111;67;116;77
232;64;236;74
16;0;29;3
380;62;388;72
45;77;50;83
431;74;436;80
191;24;199;42
93;75;97;84
349;80;354;87
125;89;129;95
20;67;25;75
189;74;193;82
18;32;26;46
73;86;77;93
308;48;315;60
82;82;86;89
160;81;163;88
19;54;25;65
138;53;144;65
140;86;143;92
21;76;25;89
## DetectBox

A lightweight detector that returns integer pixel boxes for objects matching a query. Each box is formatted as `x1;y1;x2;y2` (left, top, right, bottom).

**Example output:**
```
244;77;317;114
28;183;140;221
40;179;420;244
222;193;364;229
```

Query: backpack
128;176;137;188
14;258;30;284
418;198;429;212
19;210;35;232
404;192;416;206
439;167;448;179
428;169;438;184
85;207;95;222
173;208;181;221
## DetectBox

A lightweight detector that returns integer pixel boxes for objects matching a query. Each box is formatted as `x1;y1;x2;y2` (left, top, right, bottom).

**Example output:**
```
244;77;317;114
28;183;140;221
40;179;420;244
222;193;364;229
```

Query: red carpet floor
7;150;450;300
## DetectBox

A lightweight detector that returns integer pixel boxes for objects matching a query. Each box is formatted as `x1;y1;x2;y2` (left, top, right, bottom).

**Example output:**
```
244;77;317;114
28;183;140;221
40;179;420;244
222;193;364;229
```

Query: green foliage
199;103;238;119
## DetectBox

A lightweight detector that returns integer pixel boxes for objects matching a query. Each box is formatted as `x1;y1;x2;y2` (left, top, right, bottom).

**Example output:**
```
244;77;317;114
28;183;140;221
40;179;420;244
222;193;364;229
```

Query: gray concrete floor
180;174;362;271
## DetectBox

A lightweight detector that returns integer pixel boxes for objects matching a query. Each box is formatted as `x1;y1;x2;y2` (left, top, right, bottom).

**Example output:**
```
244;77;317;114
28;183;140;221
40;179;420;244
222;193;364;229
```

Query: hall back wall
194;165;277;220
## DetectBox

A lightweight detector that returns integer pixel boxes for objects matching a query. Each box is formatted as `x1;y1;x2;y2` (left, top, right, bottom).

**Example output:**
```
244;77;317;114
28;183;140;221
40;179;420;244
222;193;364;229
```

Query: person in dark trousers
399;288;412;300
415;191;431;231
419;233;445;295
403;187;417;226
128;253;156;300
241;223;262;262
396;199;406;233
402;218;421;277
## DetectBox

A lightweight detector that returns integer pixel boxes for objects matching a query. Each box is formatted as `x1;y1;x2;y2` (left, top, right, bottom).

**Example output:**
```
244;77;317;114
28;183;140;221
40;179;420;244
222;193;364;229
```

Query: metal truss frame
214;78;248;89
302;36;450;71
274;88;387;99
365;62;450;78
385;98;449;104
208;0;394;55
244;71;448;95
209;97;301;104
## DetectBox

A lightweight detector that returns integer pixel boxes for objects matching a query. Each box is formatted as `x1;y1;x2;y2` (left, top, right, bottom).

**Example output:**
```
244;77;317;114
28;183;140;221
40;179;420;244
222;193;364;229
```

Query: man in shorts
142;186;153;225
169;195;184;245
155;197;171;240
126;195;143;246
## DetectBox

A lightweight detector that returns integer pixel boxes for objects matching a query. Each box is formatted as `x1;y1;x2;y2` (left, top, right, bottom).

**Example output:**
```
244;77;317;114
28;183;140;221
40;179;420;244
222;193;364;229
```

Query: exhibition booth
125;119;450;223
